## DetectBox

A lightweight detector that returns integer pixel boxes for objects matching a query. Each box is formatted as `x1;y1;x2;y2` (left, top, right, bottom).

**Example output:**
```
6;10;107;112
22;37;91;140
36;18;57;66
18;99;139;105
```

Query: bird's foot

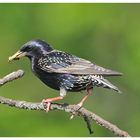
42;96;64;112
77;102;83;108
42;99;52;112
70;102;83;120
70;91;92;119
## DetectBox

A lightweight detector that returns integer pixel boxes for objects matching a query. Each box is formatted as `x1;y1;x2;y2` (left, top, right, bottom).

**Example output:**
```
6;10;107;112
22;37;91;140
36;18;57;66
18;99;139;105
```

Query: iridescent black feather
19;39;122;93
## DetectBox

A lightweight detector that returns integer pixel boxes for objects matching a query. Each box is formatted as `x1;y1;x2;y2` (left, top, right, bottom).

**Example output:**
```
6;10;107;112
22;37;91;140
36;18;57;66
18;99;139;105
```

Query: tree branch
0;69;24;86
0;70;131;137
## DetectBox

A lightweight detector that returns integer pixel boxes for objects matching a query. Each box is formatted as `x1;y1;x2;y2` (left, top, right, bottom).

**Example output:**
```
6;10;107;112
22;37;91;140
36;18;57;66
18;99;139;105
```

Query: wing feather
37;51;122;76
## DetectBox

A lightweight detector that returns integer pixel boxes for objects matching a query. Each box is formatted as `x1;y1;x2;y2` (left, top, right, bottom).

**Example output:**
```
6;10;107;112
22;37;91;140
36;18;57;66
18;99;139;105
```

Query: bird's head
8;39;53;62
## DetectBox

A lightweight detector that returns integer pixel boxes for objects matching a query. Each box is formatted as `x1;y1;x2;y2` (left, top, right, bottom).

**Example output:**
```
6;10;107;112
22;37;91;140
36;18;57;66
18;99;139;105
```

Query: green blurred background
0;3;139;137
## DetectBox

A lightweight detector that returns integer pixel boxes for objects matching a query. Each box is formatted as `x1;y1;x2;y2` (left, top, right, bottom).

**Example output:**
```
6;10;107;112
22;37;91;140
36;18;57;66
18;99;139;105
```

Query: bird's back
36;50;122;76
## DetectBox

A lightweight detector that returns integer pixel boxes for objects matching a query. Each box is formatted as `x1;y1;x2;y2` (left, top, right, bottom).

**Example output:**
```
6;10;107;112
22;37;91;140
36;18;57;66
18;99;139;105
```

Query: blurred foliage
0;3;140;137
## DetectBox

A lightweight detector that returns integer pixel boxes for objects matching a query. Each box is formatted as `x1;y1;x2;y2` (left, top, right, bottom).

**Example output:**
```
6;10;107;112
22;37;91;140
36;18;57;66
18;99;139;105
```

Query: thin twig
0;70;131;137
0;70;24;86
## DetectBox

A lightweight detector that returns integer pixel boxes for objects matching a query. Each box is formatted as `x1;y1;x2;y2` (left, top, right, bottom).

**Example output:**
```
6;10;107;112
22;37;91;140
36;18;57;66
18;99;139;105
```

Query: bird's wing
37;50;122;76
56;59;122;76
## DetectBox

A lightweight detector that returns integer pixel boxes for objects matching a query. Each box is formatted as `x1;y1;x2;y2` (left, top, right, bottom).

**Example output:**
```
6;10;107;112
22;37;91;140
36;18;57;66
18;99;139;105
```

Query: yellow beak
8;51;26;62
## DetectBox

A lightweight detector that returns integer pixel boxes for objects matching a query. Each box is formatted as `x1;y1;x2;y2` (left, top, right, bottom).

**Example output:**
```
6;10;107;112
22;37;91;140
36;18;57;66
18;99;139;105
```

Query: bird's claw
42;99;52;112
42;96;64;112
70;115;74;120
77;103;83;108
70;103;83;119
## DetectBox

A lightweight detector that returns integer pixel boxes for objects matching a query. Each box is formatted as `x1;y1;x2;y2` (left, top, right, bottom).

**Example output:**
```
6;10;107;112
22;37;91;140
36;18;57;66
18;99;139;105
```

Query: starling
9;39;122;112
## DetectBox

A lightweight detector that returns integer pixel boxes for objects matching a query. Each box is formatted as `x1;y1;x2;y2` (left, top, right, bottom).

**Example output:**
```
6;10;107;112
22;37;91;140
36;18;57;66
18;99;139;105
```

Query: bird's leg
77;88;93;107
42;96;64;112
42;88;67;112
70;88;93;119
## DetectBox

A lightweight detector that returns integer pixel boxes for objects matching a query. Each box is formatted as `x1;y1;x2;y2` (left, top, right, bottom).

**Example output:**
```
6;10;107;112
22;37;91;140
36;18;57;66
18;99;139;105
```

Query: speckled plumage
17;39;121;93
9;39;122;111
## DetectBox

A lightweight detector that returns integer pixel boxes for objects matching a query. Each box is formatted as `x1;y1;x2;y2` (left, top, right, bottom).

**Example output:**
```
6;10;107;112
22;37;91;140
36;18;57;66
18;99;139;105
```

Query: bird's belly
33;68;91;91
36;73;61;90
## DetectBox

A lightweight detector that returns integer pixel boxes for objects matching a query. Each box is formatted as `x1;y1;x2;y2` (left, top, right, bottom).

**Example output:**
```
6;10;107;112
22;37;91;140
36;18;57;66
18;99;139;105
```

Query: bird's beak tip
8;56;19;62
8;51;25;62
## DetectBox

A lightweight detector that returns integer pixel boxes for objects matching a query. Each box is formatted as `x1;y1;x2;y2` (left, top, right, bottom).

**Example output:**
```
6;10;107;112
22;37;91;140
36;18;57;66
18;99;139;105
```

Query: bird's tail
92;75;121;93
